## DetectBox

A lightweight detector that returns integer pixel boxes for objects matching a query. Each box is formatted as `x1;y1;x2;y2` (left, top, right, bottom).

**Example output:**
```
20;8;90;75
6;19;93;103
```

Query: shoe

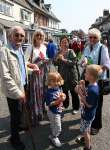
49;135;62;147
18;126;29;132
75;136;85;144
9;137;25;150
91;128;99;135
72;110;79;115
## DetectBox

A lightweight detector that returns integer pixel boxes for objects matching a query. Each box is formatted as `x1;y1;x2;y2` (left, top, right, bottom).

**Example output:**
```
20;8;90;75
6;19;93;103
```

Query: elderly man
0;26;27;150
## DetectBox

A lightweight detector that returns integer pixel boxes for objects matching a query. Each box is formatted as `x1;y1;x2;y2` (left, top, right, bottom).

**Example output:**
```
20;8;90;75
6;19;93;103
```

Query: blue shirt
82;84;99;121
45;87;62;114
15;48;26;86
9;43;26;86
84;42;110;79
46;42;57;59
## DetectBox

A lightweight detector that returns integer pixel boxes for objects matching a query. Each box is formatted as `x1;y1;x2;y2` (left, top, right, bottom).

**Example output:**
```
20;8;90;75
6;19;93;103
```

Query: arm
0;48;25;100
101;46;110;70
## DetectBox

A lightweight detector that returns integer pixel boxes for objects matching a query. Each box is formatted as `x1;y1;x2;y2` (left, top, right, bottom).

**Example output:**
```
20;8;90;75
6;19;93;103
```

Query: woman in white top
27;29;48;125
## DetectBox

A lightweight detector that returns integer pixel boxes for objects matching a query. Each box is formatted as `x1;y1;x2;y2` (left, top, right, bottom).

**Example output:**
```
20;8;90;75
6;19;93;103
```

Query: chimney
103;9;109;17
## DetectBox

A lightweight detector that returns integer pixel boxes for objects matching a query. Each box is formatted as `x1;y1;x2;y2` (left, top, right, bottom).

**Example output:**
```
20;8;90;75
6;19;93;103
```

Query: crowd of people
0;26;110;150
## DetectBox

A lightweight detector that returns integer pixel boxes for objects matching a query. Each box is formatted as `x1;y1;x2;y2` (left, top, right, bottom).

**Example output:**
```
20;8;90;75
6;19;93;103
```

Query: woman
27;29;48;125
82;28;110;134
54;36;79;114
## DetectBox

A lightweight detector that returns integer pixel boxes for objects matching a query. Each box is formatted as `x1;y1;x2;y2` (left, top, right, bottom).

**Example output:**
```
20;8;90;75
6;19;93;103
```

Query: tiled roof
11;0;32;11
27;0;60;22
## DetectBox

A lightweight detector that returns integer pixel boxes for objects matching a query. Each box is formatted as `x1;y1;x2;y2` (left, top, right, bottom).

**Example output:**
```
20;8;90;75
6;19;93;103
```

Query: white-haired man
0;26;27;150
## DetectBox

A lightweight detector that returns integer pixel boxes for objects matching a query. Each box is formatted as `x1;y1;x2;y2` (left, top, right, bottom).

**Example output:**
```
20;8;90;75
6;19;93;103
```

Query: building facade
0;0;35;44
0;0;60;44
27;0;60;41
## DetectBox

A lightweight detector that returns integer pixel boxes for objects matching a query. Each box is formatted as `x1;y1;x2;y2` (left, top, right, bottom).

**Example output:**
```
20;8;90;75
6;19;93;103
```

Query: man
0;26;27;150
46;38;57;59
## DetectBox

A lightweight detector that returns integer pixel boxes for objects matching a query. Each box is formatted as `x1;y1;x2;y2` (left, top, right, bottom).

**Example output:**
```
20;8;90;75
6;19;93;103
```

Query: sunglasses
14;33;25;38
36;34;43;37
89;36;97;39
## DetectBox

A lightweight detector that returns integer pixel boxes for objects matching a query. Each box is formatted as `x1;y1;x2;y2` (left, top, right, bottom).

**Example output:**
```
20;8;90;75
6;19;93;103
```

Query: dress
28;44;48;125
54;49;80;110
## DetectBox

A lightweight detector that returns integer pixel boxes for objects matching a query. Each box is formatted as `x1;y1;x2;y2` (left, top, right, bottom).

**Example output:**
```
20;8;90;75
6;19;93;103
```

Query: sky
45;0;110;33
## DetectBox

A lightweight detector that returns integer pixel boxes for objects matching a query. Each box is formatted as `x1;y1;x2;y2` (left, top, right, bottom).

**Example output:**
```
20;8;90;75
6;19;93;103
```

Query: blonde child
45;72;66;147
76;64;102;150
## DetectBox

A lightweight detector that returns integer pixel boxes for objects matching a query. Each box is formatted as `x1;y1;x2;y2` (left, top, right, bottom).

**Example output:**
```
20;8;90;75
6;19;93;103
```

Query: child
76;64;102;150
45;72;66;147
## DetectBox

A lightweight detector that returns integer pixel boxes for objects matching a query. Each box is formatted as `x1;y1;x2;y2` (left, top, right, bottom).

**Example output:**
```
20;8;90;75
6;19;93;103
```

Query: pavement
0;83;110;150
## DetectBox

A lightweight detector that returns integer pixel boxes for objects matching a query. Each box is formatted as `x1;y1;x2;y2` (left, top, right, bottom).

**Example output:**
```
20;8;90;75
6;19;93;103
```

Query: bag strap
98;45;102;65
98;45;109;78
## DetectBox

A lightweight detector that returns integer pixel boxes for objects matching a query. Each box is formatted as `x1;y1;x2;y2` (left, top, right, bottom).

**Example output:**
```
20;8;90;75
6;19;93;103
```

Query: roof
0;18;29;29
11;0;32;11
27;0;60;22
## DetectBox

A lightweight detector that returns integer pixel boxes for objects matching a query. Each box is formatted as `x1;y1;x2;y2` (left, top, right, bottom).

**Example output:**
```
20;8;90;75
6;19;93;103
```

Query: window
0;0;13;16
21;9;31;21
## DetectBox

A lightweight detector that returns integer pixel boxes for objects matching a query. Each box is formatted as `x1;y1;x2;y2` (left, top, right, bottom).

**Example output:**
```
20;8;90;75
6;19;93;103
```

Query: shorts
80;118;93;133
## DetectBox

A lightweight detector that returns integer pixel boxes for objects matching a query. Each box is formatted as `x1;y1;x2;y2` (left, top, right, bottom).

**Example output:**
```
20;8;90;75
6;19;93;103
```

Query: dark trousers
91;94;103;130
62;88;79;110
7;98;22;139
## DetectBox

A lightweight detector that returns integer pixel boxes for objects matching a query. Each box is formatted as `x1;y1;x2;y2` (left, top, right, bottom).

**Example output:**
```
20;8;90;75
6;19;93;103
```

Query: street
0;84;110;150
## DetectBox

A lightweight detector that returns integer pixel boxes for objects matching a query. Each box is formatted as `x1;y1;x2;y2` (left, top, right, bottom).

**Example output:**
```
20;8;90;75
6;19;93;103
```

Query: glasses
14;33;25;38
89;36;97;39
36;34;43;37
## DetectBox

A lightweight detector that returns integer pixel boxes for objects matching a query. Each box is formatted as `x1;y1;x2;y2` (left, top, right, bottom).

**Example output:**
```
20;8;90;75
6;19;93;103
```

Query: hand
59;93;66;102
81;57;88;67
19;93;26;103
57;54;64;60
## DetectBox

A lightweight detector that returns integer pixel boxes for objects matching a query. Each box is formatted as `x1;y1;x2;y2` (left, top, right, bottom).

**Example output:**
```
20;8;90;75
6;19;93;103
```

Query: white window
21;9;31;21
0;0;13;16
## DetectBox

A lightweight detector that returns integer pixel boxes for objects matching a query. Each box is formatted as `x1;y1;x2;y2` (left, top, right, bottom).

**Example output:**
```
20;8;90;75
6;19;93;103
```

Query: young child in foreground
75;64;102;150
45;72;66;147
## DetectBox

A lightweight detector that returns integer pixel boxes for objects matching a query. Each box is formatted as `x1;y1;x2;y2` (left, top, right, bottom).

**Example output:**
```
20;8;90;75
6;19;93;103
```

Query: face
35;32;44;45
88;34;99;45
60;38;69;49
11;28;25;48
85;69;92;81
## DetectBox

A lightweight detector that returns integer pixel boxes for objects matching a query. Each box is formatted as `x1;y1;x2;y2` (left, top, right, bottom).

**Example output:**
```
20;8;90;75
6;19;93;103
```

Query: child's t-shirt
45;87;63;114
82;84;99;121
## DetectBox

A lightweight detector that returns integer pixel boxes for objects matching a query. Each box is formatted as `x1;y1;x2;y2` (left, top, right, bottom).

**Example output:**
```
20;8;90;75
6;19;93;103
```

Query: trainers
49;135;62;147
75;136;85;144
72;110;79;115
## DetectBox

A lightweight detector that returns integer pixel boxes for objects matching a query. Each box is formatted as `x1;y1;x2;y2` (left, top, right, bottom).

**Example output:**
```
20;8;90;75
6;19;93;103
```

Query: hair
60;35;69;45
86;64;103;80
9;26;25;37
32;29;45;46
88;28;101;41
48;72;64;87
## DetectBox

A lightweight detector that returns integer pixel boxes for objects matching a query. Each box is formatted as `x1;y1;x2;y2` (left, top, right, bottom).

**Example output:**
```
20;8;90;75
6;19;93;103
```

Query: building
0;0;34;44
0;0;60;44
90;9;110;48
27;0;60;40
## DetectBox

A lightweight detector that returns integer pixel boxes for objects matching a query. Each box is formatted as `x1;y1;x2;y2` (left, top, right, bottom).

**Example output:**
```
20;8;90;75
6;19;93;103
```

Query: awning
53;32;72;37
0;18;29;29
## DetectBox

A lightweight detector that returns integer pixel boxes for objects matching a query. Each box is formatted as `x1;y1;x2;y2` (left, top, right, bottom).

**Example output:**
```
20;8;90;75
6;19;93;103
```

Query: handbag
98;45;110;95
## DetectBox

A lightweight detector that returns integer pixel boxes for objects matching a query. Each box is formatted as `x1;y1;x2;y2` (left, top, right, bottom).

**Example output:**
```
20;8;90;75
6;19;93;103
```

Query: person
45;72;66;147
0;26;26;150
76;64;102;150
46;38;57;59
81;28;110;134
54;36;79;114
27;29;48;125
